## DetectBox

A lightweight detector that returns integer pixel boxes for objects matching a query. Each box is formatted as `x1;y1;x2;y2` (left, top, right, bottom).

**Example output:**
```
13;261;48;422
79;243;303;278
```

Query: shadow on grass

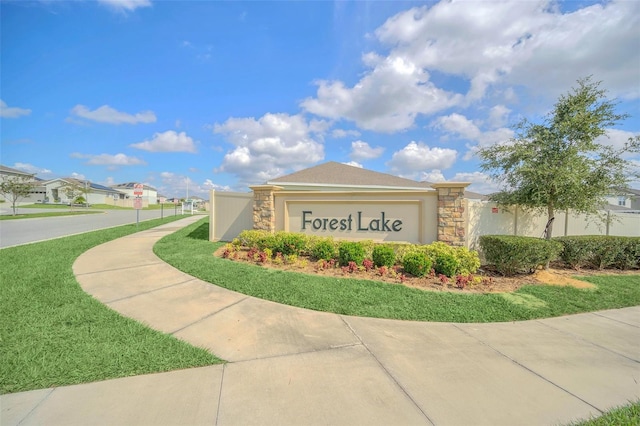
187;222;210;241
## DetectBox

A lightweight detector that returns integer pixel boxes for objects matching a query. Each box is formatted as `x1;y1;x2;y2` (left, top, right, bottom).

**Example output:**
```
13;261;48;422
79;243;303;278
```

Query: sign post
133;184;144;228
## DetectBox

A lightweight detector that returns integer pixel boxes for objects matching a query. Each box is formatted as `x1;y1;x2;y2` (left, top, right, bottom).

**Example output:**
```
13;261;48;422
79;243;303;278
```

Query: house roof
615;187;640;197
0;164;37;178
268;162;434;189
44;178;123;193
267;161;483;198
111;182;158;191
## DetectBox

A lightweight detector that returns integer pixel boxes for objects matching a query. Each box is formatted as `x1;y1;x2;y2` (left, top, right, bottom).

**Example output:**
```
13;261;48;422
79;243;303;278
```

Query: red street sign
133;183;143;196
133;197;143;210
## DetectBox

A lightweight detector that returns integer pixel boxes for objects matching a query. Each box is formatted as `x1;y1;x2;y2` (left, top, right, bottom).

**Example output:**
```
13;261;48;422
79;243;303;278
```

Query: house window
618;196;627;206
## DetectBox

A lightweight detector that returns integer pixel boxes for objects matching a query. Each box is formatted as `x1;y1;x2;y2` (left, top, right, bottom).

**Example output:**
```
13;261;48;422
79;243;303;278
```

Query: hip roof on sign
267;161;486;199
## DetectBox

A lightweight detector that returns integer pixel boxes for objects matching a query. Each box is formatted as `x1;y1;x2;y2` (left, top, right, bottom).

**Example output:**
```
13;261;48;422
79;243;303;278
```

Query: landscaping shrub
272;232;308;256
479;235;562;276
338;241;366;266
310;237;337;261
402;251;433;277
372;244;396;268
423;241;480;276
236;230;275;250
555;235;640;270
434;253;460;278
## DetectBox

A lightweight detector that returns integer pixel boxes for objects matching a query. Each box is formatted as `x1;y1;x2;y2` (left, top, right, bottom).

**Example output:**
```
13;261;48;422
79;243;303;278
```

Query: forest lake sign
301;210;403;233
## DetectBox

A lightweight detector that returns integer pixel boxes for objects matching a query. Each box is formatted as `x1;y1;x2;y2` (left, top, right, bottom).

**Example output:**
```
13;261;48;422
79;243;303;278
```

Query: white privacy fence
209;190;253;242
467;200;640;249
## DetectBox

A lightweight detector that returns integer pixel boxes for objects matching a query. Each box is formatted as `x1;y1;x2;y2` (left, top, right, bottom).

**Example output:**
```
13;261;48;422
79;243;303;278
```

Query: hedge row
554;236;640;270
479;235;562;276
233;230;480;278
479;234;640;276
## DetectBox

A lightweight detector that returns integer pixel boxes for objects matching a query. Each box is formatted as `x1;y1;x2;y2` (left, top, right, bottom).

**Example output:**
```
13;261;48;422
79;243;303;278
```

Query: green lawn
567;400;640;425
154;218;640;323
0;210;103;220
0;216;223;395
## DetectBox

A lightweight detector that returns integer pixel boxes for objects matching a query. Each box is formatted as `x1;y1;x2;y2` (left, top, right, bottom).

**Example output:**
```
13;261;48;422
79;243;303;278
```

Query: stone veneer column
431;182;471;246
249;185;282;232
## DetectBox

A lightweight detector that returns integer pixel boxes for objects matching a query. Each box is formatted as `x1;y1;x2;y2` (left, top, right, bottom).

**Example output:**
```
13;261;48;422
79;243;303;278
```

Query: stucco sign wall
285;200;422;242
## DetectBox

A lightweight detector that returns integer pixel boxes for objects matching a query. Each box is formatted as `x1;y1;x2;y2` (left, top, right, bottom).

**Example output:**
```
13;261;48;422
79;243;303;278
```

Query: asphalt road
0;207;195;248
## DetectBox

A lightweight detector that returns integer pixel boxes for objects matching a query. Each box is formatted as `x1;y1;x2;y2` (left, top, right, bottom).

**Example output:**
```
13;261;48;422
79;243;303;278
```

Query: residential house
110;182;159;205
605;187;640;210
42;178;124;205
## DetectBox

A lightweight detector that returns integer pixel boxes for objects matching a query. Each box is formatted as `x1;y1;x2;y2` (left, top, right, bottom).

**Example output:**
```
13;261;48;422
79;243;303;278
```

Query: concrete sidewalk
2;216;639;425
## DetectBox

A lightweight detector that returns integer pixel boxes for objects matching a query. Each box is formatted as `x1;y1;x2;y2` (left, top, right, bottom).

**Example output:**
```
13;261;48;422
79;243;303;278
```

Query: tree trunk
546;204;554;240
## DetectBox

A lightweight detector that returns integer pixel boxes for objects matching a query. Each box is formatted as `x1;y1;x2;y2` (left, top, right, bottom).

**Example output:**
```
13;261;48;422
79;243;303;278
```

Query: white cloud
154;172;230;199
97;0;152;13
214;113;327;186
420;169;446;183
70;172;86;180
431;113;514;160
71;152;146;167
130;130;198;153
350;140;384;161
302;0;638;134
103;177;117;186
488;105;511;129
203;179;232;192
12;163;52;177
375;0;640;100
596;129;640;152
1;100;31;118
450;171;501;195
387;141;457;178
302;56;462;132
69;104;156;125
332;129;361;138
342;161;363;168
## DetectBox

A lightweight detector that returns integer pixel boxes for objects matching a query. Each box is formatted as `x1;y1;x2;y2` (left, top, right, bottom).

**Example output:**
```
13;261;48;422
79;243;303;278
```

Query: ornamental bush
423;241;480;276
554;235;640;270
338;241;366;266
372;244;396;268
479;235;562;276
310;237;337;261
434;253;460;278
402;251;432;277
272;232;308;256
235;230;274;250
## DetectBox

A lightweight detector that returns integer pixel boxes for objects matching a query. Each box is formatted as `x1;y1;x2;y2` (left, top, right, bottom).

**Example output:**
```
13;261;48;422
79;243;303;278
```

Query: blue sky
2;0;639;199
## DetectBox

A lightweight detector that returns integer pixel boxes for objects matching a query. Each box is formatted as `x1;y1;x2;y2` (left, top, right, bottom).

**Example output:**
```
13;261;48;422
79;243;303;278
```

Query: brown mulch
214;247;638;294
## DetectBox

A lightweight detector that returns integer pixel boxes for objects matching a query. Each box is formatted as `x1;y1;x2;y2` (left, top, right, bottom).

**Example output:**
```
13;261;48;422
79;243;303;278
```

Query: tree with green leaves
0;175;37;216
59;179;91;208
479;76;640;239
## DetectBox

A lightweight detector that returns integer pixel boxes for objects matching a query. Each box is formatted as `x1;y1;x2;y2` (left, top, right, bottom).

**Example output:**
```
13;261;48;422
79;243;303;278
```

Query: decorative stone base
431;183;470;246
249;185;282;232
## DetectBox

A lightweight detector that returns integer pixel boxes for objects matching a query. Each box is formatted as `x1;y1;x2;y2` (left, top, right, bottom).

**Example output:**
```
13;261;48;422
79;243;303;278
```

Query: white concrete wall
467;201;640;249
209;190;253;241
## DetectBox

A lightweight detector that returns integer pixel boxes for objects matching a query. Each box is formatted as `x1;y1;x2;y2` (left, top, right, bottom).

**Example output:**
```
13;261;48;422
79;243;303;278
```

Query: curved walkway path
3;216;639;425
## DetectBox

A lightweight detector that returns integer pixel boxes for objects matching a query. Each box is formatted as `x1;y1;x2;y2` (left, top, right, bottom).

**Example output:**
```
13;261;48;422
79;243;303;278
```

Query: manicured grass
567;400;640;425
0;210;103;220
0;216;223;395
154;218;640;323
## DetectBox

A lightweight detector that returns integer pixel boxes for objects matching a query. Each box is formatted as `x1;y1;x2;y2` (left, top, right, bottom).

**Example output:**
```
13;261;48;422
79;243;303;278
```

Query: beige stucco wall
209;190;253;241
273;190;438;244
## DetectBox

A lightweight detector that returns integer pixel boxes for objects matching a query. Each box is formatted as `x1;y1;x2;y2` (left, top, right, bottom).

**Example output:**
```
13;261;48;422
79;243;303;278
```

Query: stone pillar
249;185;282;232
431;182;471;246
